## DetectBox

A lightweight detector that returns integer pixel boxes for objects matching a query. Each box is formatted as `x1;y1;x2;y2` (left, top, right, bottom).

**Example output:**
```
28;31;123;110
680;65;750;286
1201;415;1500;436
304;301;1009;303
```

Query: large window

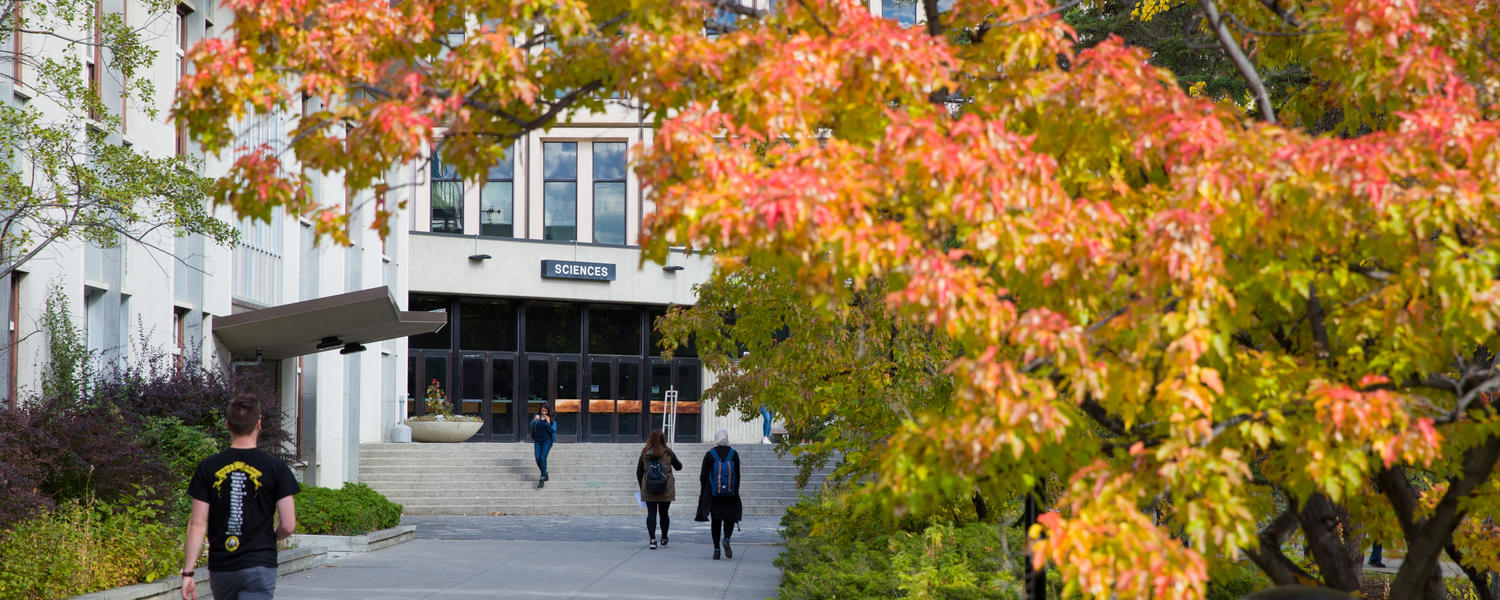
430;152;463;233
588;305;640;355
409;294;450;349
592;142;627;245
526;302;580;354
542;142;578;241
480;149;514;237
460;298;517;351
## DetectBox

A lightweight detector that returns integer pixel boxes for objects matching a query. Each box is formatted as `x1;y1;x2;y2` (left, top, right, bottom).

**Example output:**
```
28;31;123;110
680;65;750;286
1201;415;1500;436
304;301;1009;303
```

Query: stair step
357;442;835;518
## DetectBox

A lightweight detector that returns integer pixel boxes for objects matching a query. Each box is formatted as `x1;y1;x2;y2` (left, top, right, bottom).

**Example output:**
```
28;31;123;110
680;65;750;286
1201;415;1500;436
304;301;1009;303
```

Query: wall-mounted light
316;336;343;350
340;342;367;355
468;253;492;261
662;265;685;273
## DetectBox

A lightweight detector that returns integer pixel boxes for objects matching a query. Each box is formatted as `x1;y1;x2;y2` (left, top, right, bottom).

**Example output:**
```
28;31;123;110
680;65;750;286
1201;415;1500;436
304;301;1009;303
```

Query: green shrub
296;482;403;536
0;494;179;600
138;416;222;524
777;489;1020;600
1205;562;1272;600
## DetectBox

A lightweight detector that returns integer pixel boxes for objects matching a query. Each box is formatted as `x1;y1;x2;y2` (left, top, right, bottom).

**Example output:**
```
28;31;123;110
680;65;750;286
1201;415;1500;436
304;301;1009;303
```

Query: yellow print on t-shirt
213;461;264;493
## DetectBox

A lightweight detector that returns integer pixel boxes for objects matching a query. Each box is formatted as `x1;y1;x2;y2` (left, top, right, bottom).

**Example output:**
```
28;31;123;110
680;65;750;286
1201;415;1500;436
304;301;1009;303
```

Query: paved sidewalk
273;516;784;600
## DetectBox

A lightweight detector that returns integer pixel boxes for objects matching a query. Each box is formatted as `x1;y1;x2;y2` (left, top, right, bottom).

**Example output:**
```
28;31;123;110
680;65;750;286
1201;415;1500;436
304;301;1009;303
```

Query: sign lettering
541;259;616;282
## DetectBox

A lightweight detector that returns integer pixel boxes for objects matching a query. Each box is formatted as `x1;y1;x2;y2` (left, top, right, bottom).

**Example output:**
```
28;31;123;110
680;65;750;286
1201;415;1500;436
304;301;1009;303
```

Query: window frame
591;141;628;246
541;141;578;242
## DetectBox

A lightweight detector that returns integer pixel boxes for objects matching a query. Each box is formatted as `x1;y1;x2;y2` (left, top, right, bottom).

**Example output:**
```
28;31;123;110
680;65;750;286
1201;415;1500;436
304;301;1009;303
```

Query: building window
480;148;514;237
706;2;738;37
233;212;284;307
10;1;23;83
175;4;190;155
881;0;917;27
588;305;640;355
6;273;20;408
409;294;450;349
592;142;627;245
542;142;578;242
173;307;188;370
459;298;516;351
430;152;463;233
525;302;580;354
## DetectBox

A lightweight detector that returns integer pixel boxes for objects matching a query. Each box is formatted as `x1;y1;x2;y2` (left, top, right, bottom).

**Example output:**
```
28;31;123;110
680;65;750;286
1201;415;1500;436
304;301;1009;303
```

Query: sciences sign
541;259;616;282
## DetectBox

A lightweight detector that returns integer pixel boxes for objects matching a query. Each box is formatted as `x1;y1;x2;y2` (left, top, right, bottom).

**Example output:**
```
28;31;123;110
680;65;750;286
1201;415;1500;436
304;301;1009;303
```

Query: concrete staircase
358;443;832;516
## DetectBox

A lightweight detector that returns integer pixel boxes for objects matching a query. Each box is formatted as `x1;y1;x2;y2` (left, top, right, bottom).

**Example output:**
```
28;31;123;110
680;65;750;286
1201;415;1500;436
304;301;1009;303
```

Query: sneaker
713;548;721;560
762;436;772;444
723;539;733;559
649;540;657;550
660;537;668;547
1369;561;1387;568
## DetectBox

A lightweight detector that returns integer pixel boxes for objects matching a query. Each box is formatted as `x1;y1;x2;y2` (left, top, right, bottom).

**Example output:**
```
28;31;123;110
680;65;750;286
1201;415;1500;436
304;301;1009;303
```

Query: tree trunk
1295;494;1364;592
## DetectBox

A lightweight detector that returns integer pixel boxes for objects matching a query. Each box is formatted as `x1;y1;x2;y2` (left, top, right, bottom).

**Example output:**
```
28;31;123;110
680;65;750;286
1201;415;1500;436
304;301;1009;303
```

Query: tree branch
1392;436;1500;599
1199;0;1277;123
1245;508;1315;585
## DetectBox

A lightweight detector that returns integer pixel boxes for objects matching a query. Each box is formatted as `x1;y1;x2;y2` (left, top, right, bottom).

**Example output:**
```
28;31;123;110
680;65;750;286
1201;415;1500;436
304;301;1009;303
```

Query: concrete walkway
273;516;783;600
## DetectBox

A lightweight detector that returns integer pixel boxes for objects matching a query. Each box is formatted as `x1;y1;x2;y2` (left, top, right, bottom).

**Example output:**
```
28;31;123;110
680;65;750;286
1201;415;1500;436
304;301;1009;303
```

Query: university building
0;0;930;488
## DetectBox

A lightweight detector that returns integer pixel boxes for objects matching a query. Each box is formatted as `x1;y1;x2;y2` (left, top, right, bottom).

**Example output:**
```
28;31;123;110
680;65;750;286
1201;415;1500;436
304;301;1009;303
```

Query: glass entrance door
523;355;581;443
584;357;646;442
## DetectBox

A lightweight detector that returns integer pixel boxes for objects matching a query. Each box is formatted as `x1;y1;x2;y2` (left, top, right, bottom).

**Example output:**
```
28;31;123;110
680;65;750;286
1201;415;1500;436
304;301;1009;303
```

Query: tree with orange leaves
175;0;1500;597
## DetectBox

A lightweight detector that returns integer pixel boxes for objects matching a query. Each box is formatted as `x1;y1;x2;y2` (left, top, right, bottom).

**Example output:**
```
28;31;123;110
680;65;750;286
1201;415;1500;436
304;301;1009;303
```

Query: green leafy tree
0;0;234;283
659;265;958;488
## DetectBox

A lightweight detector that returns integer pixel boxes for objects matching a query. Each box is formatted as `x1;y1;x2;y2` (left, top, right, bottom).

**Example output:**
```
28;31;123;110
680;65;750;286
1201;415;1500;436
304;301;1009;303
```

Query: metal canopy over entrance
214;286;446;360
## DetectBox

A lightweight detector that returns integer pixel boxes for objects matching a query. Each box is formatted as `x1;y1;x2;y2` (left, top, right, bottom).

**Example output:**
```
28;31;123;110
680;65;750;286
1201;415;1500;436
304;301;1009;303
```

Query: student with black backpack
698;428;742;560
637;429;683;549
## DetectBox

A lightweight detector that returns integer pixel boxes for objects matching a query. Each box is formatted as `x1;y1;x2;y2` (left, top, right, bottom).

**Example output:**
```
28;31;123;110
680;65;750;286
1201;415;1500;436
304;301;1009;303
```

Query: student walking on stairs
637;429;683;549
698;428;742;560
530;405;556;488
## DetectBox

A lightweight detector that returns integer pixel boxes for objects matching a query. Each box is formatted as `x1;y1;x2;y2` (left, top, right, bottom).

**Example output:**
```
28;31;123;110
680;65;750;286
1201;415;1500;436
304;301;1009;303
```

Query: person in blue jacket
530;405;557;488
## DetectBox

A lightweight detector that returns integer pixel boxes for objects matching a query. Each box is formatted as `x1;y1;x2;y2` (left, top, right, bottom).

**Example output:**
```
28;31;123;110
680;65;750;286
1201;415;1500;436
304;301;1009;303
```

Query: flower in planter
411;379;481;423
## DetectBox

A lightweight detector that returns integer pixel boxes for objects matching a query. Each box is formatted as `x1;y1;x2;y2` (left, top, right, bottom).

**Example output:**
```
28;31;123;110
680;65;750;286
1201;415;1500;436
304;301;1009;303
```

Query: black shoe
536;479;545;489
723;539;733;559
660;537;668;547
713;548;721;560
649;539;657;550
1369;561;1387;568
542;475;549;481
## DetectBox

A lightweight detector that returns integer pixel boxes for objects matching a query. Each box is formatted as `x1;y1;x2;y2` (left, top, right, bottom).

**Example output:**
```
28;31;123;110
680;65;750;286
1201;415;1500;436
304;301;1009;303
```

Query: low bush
296;482;403;536
138;416;222;523
1205;562;1272;600
94;356;292;461
0;399;175;532
777;488;1020;600
0;494;179;600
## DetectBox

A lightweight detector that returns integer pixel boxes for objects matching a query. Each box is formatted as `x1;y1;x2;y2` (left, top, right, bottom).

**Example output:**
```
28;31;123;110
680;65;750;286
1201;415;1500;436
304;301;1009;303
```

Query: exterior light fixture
662;265;685;272
316;336;343;350
340;342;367;355
468;253;492;261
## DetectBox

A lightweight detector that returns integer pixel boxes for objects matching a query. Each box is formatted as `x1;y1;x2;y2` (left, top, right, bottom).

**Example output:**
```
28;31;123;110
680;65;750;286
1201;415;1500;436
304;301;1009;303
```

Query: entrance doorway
585;356;644;442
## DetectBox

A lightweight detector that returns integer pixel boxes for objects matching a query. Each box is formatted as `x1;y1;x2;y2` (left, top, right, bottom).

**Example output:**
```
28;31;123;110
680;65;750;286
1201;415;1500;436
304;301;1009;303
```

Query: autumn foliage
174;0;1500;597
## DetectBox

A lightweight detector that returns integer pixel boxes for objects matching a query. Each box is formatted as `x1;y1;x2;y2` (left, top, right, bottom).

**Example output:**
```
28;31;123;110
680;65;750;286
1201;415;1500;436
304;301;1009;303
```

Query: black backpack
645;455;669;494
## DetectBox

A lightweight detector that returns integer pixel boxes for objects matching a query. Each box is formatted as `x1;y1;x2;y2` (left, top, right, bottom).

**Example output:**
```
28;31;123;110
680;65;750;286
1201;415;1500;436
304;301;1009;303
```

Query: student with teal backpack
698;428;742;560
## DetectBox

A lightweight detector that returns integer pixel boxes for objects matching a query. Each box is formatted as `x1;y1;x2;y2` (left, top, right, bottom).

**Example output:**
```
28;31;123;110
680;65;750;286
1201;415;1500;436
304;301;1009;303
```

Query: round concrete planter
408;420;482;443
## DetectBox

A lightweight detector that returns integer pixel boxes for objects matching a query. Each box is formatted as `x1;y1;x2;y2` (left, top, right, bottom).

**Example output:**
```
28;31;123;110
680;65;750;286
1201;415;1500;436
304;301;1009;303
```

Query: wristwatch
181;570;194;577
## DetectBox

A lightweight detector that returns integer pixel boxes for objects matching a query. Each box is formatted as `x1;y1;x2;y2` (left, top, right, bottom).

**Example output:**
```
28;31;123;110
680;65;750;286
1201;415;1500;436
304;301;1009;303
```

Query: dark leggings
646;501;671;539
711;516;734;548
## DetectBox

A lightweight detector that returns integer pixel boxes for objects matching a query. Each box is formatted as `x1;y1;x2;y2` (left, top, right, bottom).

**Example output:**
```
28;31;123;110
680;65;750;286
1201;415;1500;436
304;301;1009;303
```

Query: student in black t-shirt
180;393;299;600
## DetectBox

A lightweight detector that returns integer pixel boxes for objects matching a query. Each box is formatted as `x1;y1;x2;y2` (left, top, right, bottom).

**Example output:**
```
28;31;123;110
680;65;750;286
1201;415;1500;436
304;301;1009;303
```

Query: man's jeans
761;406;773;438
210;566;277;600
